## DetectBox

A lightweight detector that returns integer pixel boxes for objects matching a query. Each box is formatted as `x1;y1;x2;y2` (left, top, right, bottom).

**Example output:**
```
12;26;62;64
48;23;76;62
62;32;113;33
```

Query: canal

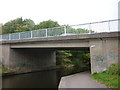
2;67;88;88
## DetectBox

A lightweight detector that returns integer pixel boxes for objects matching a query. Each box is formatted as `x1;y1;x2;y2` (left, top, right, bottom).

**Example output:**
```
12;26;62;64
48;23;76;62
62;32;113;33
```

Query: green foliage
56;50;90;71
72;59;82;70
56;50;72;66
2;17;35;34
60;67;76;76
92;72;118;88
92;64;119;88
0;64;9;74
2;18;94;36
61;59;73;67
33;20;60;30
58;50;72;57
70;51;90;68
66;25;94;34
107;64;120;75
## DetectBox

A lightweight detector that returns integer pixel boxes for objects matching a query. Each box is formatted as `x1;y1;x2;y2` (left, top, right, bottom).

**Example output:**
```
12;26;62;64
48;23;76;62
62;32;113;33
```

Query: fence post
18;33;20;39
108;20;110;32
64;26;67;35
89;23;91;34
46;29;48;37
31;31;33;38
9;34;11;40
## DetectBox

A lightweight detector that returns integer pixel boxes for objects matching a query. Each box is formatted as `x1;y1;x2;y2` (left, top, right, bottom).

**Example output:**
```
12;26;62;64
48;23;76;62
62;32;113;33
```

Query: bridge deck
1;31;119;44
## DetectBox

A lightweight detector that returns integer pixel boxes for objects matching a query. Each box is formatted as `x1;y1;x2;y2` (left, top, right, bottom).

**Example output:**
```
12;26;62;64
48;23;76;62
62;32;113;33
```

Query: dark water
2;67;86;88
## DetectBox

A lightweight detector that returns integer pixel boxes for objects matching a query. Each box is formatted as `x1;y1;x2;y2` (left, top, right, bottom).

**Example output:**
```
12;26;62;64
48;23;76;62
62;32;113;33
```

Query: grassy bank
0;64;9;74
91;64;119;88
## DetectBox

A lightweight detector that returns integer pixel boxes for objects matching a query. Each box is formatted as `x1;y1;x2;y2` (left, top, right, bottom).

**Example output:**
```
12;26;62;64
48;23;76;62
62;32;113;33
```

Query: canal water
2;67;85;88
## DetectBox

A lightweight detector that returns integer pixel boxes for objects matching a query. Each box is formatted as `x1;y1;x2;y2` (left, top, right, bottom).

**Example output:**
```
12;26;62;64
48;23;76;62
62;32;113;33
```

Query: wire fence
0;19;119;41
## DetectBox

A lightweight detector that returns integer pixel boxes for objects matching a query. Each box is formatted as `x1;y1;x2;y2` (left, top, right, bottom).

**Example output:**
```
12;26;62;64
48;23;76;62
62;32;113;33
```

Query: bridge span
0;31;119;74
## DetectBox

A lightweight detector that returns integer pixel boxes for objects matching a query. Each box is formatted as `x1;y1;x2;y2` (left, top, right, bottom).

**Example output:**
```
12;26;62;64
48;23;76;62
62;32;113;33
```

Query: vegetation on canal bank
0;64;9;74
56;50;90;71
91;64;119;88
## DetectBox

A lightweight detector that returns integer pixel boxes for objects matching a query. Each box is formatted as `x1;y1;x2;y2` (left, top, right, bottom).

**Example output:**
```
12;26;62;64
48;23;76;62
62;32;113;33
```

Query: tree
2;17;35;34
66;25;94;34
56;50;90;71
23;19;35;28
33;20;60;30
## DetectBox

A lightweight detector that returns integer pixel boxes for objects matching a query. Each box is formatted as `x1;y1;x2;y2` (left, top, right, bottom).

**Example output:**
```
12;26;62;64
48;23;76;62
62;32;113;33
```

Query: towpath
58;71;108;88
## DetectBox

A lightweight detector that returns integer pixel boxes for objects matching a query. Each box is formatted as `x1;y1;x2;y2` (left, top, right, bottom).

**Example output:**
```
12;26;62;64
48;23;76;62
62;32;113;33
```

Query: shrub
92;64;119;88
107;64;120;75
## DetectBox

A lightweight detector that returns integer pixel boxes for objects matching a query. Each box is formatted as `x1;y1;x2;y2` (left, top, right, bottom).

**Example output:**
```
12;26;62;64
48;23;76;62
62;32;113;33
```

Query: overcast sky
0;0;119;25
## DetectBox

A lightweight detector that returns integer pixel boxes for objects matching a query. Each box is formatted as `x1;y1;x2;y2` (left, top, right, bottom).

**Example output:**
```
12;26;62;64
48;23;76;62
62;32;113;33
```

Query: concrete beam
10;40;89;48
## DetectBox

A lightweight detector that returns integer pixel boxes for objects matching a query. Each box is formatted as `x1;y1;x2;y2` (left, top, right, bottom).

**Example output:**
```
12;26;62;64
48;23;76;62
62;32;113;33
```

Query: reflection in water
2;67;88;88
3;70;57;88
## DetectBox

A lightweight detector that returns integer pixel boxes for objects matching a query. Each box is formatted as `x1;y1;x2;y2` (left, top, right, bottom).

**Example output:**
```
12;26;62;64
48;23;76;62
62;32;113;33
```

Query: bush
0;64;9;74
92;64;119;88
107;64;120;75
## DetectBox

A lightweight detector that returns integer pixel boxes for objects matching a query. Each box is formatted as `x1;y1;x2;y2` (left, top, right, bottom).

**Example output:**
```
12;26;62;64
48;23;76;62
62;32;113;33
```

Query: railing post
19;32;20;39
64;26;67;35
108;20;110;32
46;29;47;37
9;34;11;40
89;23;91;34
31;31;33;38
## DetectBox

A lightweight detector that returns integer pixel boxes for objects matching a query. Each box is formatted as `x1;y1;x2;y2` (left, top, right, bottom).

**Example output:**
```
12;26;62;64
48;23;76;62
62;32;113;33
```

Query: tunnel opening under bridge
56;47;91;73
8;47;91;74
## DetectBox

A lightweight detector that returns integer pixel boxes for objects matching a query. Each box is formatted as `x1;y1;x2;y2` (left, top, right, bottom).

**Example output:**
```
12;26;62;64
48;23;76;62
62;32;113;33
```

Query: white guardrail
0;19;119;41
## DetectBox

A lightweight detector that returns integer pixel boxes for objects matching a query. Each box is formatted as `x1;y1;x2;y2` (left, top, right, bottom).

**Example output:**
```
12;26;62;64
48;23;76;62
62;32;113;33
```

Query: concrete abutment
1;47;56;72
90;38;119;73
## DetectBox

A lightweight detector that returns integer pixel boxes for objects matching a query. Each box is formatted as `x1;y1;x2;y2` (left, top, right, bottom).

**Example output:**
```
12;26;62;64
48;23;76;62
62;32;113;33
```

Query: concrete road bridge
0;19;119;74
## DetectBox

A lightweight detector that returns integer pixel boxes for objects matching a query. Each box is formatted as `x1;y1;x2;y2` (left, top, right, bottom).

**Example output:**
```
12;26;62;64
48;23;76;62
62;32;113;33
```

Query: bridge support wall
90;38;119;73
1;47;56;72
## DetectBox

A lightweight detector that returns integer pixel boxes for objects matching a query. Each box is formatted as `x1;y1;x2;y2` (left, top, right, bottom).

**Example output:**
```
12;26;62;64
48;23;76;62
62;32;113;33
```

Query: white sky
0;0;119;25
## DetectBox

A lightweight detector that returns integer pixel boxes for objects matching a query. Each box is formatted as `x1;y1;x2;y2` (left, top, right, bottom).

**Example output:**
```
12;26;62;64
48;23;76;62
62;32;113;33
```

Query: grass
0;64;9;74
91;64;119;88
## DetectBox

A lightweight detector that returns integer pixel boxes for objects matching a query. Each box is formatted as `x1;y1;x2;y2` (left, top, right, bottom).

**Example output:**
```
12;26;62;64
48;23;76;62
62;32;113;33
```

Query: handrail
0;19;119;41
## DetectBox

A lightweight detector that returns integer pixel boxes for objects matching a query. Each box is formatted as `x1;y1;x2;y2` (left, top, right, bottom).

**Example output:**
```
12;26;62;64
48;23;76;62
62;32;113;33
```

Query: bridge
0;19;119;74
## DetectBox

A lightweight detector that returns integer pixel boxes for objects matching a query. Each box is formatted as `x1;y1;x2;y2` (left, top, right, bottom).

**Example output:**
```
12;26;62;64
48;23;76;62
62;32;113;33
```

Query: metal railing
0;19;119;41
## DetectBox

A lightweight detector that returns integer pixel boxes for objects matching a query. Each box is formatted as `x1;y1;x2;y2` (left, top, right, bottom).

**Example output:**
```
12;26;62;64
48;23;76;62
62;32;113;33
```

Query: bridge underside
2;48;56;72
2;47;90;73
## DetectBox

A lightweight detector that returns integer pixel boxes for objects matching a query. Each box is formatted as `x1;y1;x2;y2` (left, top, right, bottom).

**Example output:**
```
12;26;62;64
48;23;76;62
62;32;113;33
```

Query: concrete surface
0;32;119;73
58;71;108;88
1;47;56;72
90;38;119;73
